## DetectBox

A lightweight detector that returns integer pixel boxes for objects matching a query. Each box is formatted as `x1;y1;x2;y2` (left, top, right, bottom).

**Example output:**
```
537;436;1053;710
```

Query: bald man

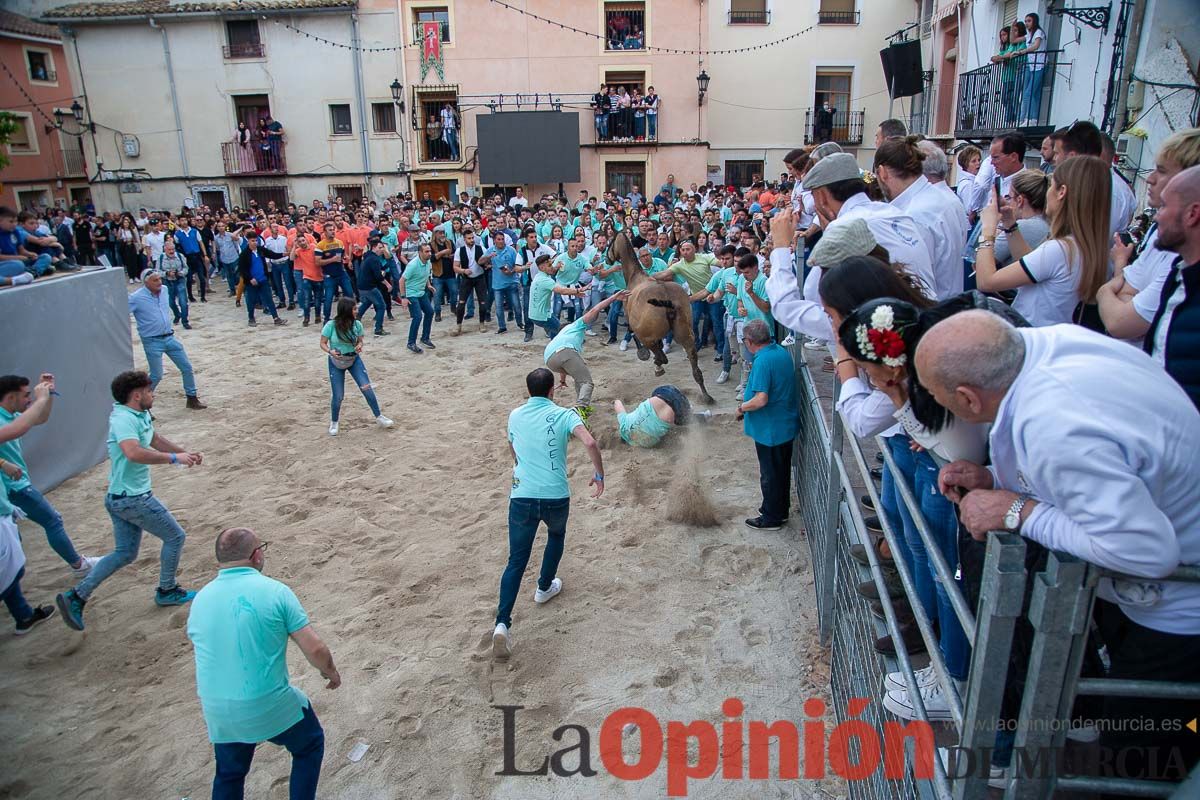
187;528;339;800
916;310;1200;781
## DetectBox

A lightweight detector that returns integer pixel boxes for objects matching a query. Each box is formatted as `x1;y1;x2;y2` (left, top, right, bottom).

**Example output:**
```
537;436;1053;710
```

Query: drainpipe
351;12;372;186
149;18;190;180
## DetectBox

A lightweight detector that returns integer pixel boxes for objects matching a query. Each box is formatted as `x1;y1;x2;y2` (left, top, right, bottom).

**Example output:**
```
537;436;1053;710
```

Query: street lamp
696;70;710;105
390;79;406;115
47;99;94;135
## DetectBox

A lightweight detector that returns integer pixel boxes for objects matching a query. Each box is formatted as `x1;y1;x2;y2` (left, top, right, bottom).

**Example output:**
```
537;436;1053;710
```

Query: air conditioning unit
1116;133;1144;168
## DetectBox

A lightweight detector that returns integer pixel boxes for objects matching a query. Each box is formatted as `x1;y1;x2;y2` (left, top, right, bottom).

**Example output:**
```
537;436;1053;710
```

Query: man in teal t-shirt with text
737;320;799;532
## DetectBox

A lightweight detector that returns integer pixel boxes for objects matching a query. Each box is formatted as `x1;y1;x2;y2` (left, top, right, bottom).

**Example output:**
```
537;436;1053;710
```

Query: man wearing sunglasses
187;527;340;800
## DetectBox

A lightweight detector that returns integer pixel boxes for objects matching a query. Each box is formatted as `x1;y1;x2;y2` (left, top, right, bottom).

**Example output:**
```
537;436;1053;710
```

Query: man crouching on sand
493;368;605;660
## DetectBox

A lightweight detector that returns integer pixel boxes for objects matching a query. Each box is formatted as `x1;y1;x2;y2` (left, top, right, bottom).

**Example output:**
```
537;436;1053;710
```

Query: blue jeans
525;316;561;339
878;434;936;619
271;262;295;306
913;452;971;680
143;334;198;397
0;260;28;278
77;493;186;599
647;113;657;140
213;702;325;800
492;286;523;331
244;281;278;321
220;261;239;295
443;128;459;160
552;292;583;322
303;279;325;322
2;566;33;623
165;276;189;323
606;299;624;341
357;288;386;333
321;270;355;321
293;269;307;312
328;355;380;422
1019;67;1046;122
496;497;570;628
433;276;458;314
405;294;434;344
9;485;80;566
594;114;608;139
693;300;725;354
634;115;645;138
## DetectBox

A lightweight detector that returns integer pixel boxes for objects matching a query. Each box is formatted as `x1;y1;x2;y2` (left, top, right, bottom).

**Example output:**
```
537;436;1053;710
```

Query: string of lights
272;3;819;56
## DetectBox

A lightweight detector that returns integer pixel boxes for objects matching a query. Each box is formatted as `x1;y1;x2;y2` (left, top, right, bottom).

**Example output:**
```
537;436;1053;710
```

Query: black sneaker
15;605;56;635
744;516;782;531
864;515;883;533
870;467;883;482
523;332;534;343
407;343;423;354
860;494;875;511
182;322;192;330
875;622;929;656
420;339;436;349
375;329;390;336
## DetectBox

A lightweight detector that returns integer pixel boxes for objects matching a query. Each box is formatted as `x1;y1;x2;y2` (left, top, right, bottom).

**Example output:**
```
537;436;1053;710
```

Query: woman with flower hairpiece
836;293;1024;728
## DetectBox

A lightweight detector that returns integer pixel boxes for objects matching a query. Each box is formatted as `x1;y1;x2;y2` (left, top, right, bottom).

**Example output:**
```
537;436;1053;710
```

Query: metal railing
61;147;86;175
729;9;770;24
221;136;286;175
30;68;57;82
594;99;661;144
818;10;860;24
954;50;1060;139
787;330;1200;799
222;41;265;59
803;108;865;145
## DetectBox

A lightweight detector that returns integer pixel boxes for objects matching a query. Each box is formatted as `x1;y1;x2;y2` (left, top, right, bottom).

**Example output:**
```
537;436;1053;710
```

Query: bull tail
647;297;677;327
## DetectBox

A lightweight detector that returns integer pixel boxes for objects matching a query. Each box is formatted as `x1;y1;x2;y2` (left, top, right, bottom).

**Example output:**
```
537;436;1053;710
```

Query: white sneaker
375;415;394;428
534;577;562;604
803;337;826;351
71;555;101;577
492;622;512;660
328;422;339;436
883;681;953;721
734;383;744;395
988;765;1008;789
780;334;796;347
619;339;629;352
584;329;597;337
884;664;938;693
663;342;671;354
716;371;729;384
1066;721;1100;743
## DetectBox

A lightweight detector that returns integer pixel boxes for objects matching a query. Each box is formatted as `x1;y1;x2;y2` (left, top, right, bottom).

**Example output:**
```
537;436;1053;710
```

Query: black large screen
476;111;581;185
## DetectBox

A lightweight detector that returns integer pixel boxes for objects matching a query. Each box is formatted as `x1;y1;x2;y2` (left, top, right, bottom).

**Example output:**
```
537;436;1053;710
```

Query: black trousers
184;252;207;300
455;273;491;324
1094;599;1200;787
754;439;793;524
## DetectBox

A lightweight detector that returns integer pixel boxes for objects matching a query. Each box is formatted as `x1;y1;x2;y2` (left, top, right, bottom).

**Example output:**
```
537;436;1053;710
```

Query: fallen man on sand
613;385;693;448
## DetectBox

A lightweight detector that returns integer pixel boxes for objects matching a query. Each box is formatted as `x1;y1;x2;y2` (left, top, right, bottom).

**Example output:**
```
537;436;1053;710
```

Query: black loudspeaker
880;40;924;98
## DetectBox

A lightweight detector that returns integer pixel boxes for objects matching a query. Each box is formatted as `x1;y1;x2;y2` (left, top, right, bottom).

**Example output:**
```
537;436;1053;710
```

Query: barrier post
953;533;1028;800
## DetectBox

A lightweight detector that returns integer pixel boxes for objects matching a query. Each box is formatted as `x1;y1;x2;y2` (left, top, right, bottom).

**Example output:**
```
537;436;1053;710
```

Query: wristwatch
1003;494;1029;532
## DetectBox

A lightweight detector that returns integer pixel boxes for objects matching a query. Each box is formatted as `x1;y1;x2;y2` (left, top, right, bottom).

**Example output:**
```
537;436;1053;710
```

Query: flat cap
803;153;861;190
809;218;878;269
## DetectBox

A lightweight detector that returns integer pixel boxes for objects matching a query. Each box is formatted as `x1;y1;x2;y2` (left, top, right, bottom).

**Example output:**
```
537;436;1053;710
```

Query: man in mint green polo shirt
705;246;741;384
0;373;96;575
493;368;605;660
56;370;202;632
544;291;627;408
188;526;340;799
552;239;590;322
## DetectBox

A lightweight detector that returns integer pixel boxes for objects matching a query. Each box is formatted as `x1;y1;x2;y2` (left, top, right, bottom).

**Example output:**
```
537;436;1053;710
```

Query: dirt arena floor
0;289;844;799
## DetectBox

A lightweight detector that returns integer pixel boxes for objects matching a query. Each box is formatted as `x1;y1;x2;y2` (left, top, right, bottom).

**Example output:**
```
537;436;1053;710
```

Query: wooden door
413;179;454;205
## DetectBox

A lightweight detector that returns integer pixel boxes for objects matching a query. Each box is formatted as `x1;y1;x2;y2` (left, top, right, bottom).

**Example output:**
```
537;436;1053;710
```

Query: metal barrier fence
788;345;1200;799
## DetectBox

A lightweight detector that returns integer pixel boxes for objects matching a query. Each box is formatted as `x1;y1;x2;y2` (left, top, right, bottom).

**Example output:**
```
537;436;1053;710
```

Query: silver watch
1003;495;1029;532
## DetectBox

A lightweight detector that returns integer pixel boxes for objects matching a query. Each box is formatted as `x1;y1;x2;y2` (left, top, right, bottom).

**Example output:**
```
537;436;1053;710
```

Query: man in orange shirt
289;222;322;326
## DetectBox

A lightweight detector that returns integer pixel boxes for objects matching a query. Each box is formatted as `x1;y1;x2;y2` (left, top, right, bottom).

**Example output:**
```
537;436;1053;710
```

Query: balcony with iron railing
803;108;865;146
817;10;860;24
61;147;86;176
728;9;770;24
223;41;265;59
955;50;1060;139
221;136;286;175
594;99;662;146
29;68;57;82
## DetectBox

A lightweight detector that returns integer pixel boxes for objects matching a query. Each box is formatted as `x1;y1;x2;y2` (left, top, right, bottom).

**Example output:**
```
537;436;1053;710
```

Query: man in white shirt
143;218;167;263
507;188;528;211
801;152;937;297
875;139;969;298
440;103;459;161
960;133;1027;219
919;311;1200;780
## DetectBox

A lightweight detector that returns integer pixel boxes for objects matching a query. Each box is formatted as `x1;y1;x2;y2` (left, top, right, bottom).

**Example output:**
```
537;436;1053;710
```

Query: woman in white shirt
974;155;1109;327
1016;13;1047;125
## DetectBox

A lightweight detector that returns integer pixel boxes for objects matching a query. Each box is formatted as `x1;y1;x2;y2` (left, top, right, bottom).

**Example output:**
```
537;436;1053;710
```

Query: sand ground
0;290;843;800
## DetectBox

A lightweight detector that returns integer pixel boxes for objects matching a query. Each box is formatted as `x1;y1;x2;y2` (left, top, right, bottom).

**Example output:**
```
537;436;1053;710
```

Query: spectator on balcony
975;156;1110;328
425;112;443;161
263;115;284;170
875;137;968;299
814;98;835;145
631;89;646;141
989;23;1024;124
918;310;1200;786
1012;13;1046;126
624;27;643;50
1099;129;1200;343
235;120;251;167
616;86;632;141
440;103;460;161
991;169;1051;267
1053;120;1136;237
644;86;659;141
873;118;907;149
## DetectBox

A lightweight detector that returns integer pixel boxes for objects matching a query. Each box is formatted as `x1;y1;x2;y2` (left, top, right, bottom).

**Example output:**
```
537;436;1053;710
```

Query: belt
147;331;174;338
107;490;151;500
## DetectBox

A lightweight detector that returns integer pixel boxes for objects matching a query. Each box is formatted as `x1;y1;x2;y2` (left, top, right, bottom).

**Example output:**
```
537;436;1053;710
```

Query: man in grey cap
802;153;936;296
